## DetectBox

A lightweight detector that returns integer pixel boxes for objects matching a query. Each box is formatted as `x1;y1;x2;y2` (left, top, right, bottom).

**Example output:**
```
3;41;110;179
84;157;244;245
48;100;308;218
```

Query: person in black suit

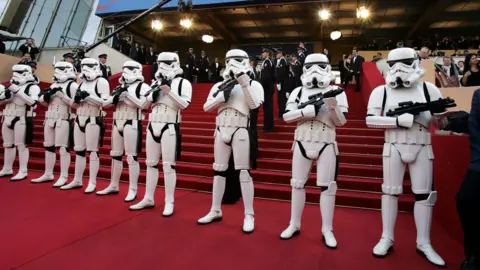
260;47;275;132
297;47;306;66
146;46;156;65
290;53;302;87
457;89;480;270
324;48;331;63
210;57;222;83
184;48;195;82
19;38;39;60
0;40;5;54
98;54;112;80
196;50;210;83
338;54;346;84
275;48;289;118
350;48;365;92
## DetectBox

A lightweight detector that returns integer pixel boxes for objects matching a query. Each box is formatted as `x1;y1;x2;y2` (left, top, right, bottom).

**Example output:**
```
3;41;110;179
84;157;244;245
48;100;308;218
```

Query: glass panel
44;0;76;47
29;0;58;44
67;0;90;46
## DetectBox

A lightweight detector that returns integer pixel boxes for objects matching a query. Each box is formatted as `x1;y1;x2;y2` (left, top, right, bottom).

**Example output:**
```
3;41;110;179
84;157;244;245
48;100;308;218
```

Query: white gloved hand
196;68;199;71
276;84;281;91
119;91;128;98
206;69;208;72
396;113;414;128
286;92;290;99
55;91;65;98
9;84;20;93
186;65;189;68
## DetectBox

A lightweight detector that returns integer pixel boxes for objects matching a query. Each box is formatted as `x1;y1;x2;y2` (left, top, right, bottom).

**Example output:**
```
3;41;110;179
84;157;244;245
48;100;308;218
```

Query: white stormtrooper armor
31;62;78;187
130;52;192;216
197;49;264;233
366;48;447;267
61;58;110;193
97;61;149;202
280;54;347;249
0;65;40;180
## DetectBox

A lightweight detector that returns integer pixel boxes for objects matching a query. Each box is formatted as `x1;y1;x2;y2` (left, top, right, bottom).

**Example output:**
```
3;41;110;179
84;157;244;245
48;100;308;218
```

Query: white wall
38;43;133;74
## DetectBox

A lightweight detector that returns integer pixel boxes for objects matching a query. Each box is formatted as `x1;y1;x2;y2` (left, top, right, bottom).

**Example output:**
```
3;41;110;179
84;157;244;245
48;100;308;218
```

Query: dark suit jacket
146;51;156;65
100;64;111;80
19;44;39;59
469;89;480;171
351;55;365;74
211;62;222;81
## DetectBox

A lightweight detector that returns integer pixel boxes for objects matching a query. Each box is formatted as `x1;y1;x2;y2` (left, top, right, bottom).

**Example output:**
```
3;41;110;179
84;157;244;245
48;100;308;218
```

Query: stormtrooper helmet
53;61;77;83
11;64;35;85
80;58;102;81
120;61;143;85
223;49;249;81
300;54;334;89
385;47;425;88
156;52;182;81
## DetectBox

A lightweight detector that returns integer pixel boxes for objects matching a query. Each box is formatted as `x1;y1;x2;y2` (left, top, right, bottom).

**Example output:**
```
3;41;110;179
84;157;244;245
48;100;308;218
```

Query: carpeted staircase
0;83;415;211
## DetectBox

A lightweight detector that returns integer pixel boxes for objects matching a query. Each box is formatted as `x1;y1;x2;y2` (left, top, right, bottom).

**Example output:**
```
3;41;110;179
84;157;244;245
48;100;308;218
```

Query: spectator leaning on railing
462;54;480;87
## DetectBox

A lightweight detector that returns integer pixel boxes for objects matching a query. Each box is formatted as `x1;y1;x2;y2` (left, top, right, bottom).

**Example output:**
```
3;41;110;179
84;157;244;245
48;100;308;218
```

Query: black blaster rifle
111;85;128;96
144;77;171;97
385;97;456;117
212;78;237;99
297;87;345;109
40;87;62;96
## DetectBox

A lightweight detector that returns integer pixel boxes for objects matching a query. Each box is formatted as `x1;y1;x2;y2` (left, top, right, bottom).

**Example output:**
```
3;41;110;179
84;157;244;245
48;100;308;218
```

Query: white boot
11;145;28;181
96;159;121;196
163;202;174;217
129;198;155;210
373;195;398;257
414;192;445;267
320;182;337;249
53;147;70;188
61;154;85;190
198;175;225;225
31;150;56;183
0;147;15;177
239;170;255;233
124;156;139;202
163;162;176;217
85;152;99;194
243;214;255;234
130;166;158;211
280;187;305;239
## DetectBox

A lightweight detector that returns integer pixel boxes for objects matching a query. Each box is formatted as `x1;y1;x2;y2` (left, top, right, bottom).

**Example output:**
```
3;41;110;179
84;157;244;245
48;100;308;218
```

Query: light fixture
202;34;214;43
180;18;192;28
330;29;342;40
318;9;330;20
356;6;370;19
151;20;163;30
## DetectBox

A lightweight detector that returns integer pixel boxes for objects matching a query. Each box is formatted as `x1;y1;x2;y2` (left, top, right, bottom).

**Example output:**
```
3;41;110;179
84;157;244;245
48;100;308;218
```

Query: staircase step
7;158;414;210
0;153;411;189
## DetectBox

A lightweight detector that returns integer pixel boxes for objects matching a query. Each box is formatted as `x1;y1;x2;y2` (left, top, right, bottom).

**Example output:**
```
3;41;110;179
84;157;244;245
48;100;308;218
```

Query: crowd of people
361;35;480;52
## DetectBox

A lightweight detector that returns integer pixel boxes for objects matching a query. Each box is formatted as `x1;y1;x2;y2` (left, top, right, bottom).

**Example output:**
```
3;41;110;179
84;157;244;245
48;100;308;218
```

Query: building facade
1;0;100;51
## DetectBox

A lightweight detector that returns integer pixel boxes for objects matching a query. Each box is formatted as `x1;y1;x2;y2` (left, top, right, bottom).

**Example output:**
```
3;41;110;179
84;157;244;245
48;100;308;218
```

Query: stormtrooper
0;65;40;180
129;52;192;215
31;62;78;187
280;54;347;249
61;58;110;193
197;49;264;233
97;61;149;202
366;47;447;267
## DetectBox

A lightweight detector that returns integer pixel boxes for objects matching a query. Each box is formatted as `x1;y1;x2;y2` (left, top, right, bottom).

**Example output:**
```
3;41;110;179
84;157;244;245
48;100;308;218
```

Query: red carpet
0;173;463;270
0;84;415;211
